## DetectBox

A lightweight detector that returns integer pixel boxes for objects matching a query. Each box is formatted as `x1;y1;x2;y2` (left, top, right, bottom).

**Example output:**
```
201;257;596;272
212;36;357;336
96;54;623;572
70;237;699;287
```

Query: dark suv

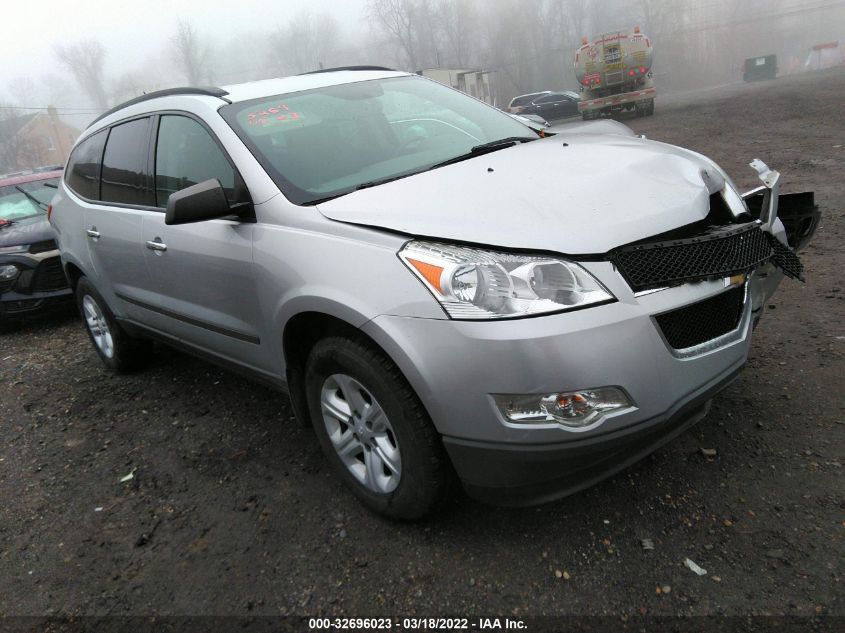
0;171;72;325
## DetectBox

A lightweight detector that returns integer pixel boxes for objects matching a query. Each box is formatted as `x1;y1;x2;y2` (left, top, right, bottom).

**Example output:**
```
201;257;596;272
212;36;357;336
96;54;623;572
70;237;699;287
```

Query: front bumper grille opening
655;286;745;350
31;256;69;293
28;239;58;255
612;223;774;292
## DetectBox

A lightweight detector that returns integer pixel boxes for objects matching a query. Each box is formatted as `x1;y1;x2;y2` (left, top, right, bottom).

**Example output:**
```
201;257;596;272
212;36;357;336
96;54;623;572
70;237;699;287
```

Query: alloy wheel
320;373;402;493
82;295;114;359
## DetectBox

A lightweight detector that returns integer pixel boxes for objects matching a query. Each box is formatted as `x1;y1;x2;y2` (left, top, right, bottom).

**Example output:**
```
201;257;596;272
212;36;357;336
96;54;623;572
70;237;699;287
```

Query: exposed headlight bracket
748;158;780;231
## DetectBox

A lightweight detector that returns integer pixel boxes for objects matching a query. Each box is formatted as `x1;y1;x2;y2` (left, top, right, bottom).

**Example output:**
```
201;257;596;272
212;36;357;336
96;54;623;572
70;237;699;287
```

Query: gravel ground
1;68;843;621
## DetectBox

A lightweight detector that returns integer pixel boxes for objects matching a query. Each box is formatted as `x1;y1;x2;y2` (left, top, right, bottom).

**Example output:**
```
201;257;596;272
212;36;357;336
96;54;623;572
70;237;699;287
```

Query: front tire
75;276;152;373
304;336;450;520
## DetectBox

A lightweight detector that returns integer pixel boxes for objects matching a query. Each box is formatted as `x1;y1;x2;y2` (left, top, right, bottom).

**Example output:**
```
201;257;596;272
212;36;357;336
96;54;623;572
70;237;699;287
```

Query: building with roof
0;107;79;176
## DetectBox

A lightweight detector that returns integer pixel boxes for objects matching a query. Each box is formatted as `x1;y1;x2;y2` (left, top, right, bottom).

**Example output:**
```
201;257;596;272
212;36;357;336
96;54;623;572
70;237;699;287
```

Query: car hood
0;214;53;248
316;131;728;255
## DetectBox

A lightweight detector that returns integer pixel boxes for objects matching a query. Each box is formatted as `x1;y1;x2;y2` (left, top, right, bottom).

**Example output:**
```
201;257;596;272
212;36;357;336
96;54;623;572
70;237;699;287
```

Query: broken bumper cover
443;364;741;506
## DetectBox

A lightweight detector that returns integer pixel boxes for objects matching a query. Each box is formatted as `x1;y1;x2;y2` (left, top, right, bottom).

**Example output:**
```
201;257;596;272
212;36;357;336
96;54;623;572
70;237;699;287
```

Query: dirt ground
1;68;843;622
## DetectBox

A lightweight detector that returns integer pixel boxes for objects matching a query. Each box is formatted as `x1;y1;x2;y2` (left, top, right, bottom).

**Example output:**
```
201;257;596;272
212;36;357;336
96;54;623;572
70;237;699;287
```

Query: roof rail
300;65;397;75
89;87;230;126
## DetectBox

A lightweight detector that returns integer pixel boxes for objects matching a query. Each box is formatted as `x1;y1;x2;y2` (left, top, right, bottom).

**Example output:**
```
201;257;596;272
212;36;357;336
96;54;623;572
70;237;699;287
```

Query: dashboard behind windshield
220;75;534;205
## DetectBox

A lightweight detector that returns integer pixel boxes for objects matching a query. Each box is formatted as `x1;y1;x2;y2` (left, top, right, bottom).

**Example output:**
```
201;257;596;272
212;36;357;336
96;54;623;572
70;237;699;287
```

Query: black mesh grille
655;286;745;350
766;233;804;280
31;256;68;293
612;223;773;291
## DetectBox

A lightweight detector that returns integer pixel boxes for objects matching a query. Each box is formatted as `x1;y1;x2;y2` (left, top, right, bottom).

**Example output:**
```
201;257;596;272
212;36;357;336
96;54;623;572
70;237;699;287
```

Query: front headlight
0;264;20;281
399;241;615;319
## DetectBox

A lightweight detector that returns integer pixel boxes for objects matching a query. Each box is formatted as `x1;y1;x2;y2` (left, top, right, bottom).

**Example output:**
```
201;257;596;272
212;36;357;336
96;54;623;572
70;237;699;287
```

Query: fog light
0;264;20;281
493;387;632;429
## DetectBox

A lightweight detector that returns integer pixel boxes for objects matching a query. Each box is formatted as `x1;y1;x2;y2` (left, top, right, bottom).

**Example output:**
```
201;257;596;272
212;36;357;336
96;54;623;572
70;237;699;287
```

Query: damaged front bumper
742;159;820;316
377;159;818;506
743;160;821;252
354;155;818;506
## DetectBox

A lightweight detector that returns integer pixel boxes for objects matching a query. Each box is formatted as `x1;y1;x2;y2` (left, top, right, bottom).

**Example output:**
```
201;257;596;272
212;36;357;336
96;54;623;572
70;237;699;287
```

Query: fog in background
2;0;844;136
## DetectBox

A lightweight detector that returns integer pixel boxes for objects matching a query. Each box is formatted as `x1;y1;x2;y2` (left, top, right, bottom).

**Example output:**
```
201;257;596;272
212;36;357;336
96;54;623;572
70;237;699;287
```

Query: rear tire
75;276;152;373
304;335;451;520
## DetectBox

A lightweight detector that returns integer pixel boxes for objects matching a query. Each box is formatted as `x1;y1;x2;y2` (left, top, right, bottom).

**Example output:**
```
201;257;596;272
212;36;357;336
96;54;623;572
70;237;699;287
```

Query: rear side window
65;131;106;200
101;117;152;206
154;115;236;207
534;93;563;104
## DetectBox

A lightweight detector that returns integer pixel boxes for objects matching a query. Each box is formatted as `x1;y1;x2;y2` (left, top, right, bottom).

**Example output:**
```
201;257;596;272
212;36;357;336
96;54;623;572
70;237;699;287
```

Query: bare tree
54;39;109;110
270;11;342;75
170;19;213;86
438;0;477;67
111;72;146;104
39;73;74;109
367;0;421;69
6;77;38;107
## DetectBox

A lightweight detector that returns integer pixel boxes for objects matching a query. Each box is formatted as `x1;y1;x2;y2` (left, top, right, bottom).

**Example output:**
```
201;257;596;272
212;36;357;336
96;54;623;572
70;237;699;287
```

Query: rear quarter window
65;131;107;200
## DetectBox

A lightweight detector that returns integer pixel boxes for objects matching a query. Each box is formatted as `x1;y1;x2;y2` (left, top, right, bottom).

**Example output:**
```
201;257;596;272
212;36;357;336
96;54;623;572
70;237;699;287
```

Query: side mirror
165;179;232;225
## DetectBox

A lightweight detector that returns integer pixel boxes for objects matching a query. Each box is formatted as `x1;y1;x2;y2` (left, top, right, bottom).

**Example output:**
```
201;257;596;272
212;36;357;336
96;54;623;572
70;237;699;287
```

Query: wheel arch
63;261;85;291
282;311;418;430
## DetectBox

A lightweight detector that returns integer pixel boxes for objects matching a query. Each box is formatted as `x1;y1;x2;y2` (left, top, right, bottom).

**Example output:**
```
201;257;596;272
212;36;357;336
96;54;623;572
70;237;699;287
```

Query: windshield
0;178;58;221
221;75;535;205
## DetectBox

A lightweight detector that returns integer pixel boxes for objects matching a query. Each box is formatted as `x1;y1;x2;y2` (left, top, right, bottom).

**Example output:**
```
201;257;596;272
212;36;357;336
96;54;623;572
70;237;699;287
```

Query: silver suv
50;68;815;519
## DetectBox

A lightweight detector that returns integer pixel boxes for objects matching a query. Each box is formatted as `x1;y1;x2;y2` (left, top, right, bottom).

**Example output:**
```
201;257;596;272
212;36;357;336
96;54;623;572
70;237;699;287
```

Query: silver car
49;68;815;519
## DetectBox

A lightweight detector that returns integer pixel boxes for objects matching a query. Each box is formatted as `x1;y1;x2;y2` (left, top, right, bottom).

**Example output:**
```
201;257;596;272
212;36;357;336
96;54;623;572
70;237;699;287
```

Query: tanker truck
574;26;655;119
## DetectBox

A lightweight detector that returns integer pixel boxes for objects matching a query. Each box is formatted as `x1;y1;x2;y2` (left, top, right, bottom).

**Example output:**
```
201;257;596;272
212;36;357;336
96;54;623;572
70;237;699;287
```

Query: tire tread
306;334;452;520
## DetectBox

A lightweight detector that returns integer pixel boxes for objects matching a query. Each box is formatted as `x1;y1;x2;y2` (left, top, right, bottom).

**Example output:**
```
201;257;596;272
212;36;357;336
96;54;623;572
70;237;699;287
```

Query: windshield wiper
354;173;415;192
304;136;537;206
15;186;48;211
472;136;539;152
428;136;538;170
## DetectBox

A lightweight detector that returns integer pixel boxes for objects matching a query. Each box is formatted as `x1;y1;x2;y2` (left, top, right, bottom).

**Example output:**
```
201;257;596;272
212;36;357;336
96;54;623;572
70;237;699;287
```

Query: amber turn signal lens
405;258;444;294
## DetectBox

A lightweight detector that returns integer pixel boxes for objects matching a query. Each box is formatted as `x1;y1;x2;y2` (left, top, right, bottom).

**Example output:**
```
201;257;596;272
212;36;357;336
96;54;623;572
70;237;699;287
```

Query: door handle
86;228;100;239
145;239;167;252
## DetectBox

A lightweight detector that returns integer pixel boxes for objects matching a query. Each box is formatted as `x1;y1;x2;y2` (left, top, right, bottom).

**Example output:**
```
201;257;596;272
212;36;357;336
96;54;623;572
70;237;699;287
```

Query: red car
0;170;73;326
